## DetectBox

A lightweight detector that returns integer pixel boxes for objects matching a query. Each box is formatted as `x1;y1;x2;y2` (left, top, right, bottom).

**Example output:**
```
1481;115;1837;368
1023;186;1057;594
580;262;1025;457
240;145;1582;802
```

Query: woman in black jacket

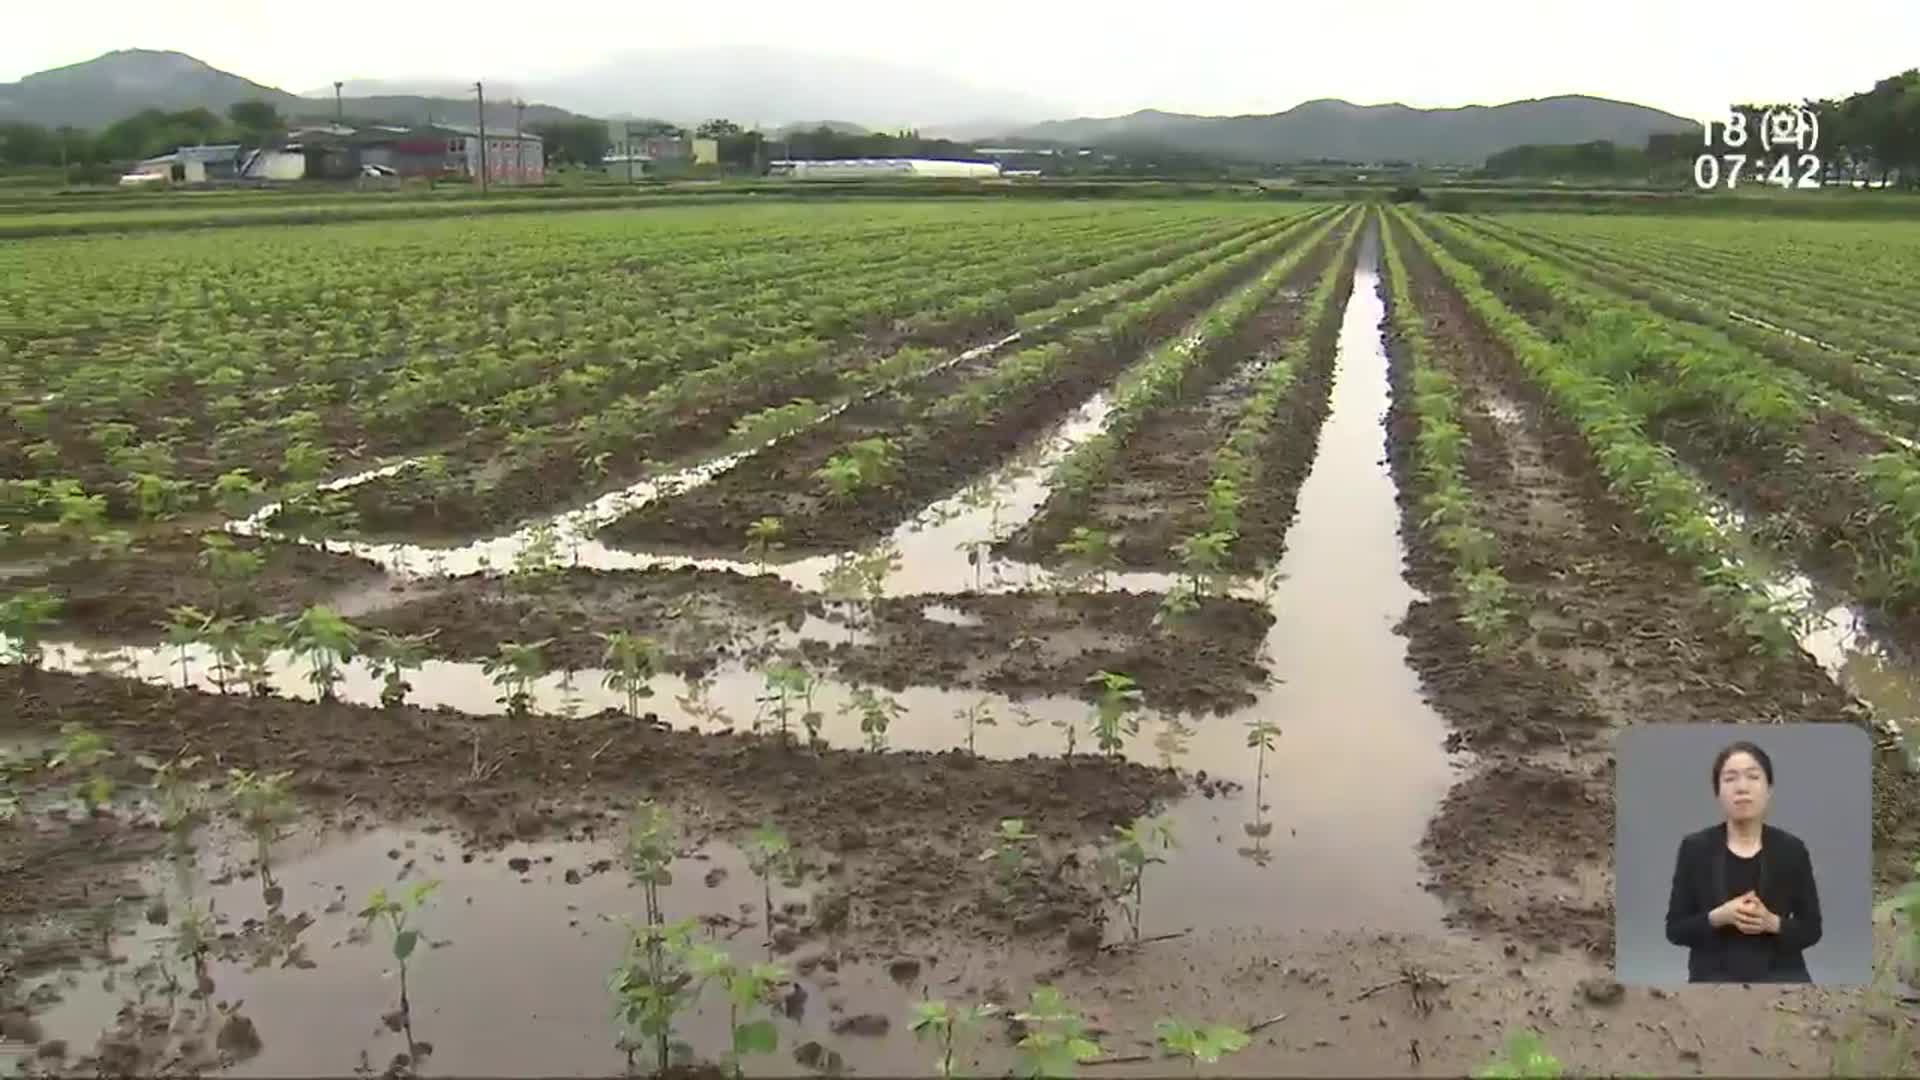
1664;740;1823;983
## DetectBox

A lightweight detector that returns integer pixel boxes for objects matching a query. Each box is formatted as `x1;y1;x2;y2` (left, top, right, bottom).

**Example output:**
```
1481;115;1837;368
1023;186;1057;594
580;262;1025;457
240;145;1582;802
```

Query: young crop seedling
210;469;265;519
197;534;264;616
814;437;900;502
0;588;63;670
1086;670;1144;759
598;631;665;720
369;629;436;710
1054;526;1120;590
236;616;284;698
1155;1019;1251;1070
1097;815;1175;944
842;685;905;752
137;750;207;841
1834;851;1920;1075
978;818;1037;895
1012;986;1103;1079
682;944;789;1076
743;823;793;943
1171;530;1235;599
48;722;115;815
1473;1030;1562;1078
911;999;998;1078
511;523;562;586
611;800;699;1075
162;604;213;689
360;880;442;1065
955;697;998;756
484;639;553;718
226;768;294;890
286;605;359;701
757;661;822;746
743;516;785;569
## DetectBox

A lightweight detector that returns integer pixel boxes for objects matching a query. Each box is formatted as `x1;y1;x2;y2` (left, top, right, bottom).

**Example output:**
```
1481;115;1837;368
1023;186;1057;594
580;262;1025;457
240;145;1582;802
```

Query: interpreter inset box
1614;724;1870;986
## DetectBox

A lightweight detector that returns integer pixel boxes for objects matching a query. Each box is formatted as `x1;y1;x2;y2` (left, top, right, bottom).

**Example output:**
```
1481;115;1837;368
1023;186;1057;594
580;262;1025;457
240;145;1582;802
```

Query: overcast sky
4;0;1913;122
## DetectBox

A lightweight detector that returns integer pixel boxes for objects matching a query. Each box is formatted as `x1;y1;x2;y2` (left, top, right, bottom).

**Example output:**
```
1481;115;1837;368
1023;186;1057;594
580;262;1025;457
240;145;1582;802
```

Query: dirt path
1383;216;1920;961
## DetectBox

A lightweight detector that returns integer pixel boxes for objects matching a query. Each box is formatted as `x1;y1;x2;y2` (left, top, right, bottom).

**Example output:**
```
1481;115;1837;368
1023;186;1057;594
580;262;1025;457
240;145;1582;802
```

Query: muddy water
1143;229;1457;937
21;822;941;1077
9;224;1476;1072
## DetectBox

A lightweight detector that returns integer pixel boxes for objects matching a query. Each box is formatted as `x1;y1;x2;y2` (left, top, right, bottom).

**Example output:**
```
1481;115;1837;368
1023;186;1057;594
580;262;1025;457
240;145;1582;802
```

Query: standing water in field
1142;227;1460;937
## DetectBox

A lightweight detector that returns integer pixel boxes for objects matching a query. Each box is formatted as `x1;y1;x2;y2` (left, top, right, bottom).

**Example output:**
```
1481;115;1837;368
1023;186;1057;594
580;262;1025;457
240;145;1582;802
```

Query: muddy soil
356;567;1272;714
1005;229;1355;573
1381;217;1920;955
12;531;386;642
601;218;1330;560
0;666;1181;971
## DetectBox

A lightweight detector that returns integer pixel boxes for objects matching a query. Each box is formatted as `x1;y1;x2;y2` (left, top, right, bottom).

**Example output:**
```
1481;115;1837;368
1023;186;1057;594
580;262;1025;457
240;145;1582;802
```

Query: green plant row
1507;219;1920;347
1044;207;1354;505
1476;216;1920;371
1378;211;1517;648
1455;215;1920;429
1390;206;1799;657
919;209;1336;433
1422;210;1920;611
1203;207;1365;527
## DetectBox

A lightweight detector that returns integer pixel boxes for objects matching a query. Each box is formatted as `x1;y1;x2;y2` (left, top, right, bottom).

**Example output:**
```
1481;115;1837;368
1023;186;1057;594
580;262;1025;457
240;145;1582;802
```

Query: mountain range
1;49;1699;164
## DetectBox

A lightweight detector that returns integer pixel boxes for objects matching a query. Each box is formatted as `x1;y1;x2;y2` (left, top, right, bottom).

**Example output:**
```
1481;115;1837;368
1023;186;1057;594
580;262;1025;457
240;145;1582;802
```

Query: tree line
0;101;289;173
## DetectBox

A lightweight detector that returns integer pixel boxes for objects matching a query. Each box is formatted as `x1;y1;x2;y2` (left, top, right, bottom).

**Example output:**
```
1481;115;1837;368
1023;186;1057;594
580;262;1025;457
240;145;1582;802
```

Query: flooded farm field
5;201;1920;1077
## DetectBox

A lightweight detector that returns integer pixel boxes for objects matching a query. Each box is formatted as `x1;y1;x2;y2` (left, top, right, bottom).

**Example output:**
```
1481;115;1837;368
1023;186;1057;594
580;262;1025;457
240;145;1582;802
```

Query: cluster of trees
1484;69;1920;188
0;100;288;171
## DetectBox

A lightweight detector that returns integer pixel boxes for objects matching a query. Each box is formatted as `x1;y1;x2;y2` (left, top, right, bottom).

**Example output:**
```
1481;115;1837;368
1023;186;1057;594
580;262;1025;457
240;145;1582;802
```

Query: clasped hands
1709;890;1781;935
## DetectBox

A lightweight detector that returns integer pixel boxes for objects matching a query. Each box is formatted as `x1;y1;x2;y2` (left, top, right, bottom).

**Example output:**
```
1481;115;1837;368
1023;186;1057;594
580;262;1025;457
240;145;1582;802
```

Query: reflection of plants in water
1;588;66;671
484;639;552;718
758;660;822;746
1240;719;1280;865
369;629;436;710
137;750;206;839
1054;526;1119;590
226;768;293;888
684;945;788;1076
743;823;793;944
598;631;664;720
1473;1030;1561;1078
1155;1018;1250;1069
822;545;901;639
1152;718;1193;769
978;818;1036;895
1097;815;1175;944
512;522;562;585
842;685;905;751
360;880;441;1068
286;605;359;701
911;999;998;1078
743;516;785;570
1012;986;1103;1079
955;697;998;756
677;671;735;730
49;721;115;813
1086;670;1143;759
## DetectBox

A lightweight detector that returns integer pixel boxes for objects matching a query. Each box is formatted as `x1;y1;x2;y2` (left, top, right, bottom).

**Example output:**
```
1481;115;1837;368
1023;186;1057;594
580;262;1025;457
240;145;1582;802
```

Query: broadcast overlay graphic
1615;724;1872;987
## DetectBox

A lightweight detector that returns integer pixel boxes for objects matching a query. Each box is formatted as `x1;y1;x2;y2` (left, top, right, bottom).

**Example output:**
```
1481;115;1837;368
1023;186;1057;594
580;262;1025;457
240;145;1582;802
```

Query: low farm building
769;157;1001;180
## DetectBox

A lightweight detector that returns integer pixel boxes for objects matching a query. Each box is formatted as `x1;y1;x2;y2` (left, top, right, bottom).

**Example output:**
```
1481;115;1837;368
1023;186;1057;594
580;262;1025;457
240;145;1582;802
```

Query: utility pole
473;80;489;194
625;121;634;185
333;81;344;127
514;99;526;184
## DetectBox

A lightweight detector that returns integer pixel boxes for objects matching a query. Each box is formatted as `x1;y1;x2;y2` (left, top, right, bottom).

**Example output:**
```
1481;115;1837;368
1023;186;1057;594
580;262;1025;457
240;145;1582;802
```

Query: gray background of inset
1614;724;1872;985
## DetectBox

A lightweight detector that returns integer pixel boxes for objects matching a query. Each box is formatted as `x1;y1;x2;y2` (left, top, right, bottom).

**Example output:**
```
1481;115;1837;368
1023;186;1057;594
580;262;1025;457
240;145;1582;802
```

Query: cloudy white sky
4;0;1914;122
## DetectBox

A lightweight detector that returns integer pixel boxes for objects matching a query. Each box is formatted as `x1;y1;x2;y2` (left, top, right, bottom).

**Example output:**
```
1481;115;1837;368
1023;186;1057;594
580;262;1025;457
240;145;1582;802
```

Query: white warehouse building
769;157;1001;180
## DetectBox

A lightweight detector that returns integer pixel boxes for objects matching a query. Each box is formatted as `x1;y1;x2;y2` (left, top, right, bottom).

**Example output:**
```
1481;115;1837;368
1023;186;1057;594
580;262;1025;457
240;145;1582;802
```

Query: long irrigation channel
16;219;1920;1074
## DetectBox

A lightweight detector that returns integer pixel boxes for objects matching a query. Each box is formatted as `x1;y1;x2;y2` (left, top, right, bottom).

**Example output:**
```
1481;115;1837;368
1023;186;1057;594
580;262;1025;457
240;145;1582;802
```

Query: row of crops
0;201;1316;545
1386;203;1920;657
